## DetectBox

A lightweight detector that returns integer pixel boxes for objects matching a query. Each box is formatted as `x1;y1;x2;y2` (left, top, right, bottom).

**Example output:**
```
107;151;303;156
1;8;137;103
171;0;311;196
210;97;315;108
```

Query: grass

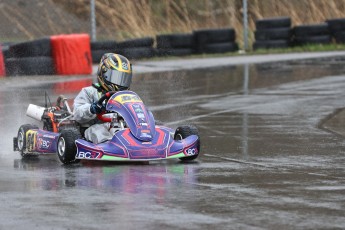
251;43;345;54
46;0;345;43
2;0;345;58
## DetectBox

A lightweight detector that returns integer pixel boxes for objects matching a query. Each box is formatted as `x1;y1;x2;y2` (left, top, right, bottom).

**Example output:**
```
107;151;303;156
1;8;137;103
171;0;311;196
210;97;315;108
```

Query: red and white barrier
0;45;5;77
51;34;92;75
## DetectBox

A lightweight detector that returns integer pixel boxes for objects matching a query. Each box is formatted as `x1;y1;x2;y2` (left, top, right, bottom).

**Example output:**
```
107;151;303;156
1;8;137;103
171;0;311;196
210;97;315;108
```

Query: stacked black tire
193;28;238;54
5;38;55;76
156;33;195;56
293;23;331;46
91;37;155;62
91;40;118;63
253;17;292;50
117;37;155;60
326;18;345;43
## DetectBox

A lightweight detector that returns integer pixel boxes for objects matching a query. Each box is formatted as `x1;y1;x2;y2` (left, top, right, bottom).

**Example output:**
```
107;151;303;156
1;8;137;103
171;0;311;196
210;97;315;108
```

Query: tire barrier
294;35;332;46
193;28;238;54
293;24;331;46
156;33;195;56
254;28;292;41
204;42;239;54
91;49;114;63
91;40;117;50
2;43;16;59
255;17;291;30
327;18;345;43
333;31;345;44
117;37;154;49
5;57;55;76
91;40;118;63
253;17;345;48
117;37;155;60
253;40;290;50
91;37;155;62
120;47;156;60
2;46;12;60
253;17;292;50
51;34;92;75
158;48;194;57
9;38;51;58
4;16;345;77
5;38;55;76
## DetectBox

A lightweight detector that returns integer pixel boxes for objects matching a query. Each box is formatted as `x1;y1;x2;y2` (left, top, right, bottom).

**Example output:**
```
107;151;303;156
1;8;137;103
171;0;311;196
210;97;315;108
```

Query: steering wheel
56;95;67;110
96;91;116;122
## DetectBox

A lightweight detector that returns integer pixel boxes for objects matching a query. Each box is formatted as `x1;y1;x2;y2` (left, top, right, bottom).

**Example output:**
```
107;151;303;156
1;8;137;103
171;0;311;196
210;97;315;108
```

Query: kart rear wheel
174;125;200;161
57;128;81;164
17;124;39;158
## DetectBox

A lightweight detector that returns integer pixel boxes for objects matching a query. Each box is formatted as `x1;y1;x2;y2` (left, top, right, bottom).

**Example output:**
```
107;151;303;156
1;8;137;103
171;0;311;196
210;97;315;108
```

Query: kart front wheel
57;128;81;164
17;124;39;158
174;125;200;161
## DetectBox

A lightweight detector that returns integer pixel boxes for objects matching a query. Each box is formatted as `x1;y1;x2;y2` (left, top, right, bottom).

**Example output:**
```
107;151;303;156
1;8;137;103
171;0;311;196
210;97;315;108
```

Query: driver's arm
73;87;97;123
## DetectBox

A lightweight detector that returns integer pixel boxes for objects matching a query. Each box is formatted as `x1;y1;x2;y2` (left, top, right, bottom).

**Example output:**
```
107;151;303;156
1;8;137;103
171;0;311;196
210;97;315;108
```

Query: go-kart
13;91;200;164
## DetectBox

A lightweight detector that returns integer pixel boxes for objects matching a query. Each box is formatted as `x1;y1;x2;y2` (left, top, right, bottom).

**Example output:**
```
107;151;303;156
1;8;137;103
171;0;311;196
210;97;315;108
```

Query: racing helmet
97;53;133;91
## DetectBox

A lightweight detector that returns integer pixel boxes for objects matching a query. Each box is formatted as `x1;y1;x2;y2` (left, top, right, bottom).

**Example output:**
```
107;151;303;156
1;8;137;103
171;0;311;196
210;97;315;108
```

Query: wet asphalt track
0;54;345;229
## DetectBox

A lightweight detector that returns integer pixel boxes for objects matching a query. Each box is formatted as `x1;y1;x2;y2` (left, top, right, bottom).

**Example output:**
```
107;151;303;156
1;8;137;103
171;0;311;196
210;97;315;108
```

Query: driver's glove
90;102;103;114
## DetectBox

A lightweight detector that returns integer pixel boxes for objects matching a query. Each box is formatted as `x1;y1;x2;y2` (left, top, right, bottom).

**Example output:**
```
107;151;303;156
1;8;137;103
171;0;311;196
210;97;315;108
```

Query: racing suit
73;85;113;144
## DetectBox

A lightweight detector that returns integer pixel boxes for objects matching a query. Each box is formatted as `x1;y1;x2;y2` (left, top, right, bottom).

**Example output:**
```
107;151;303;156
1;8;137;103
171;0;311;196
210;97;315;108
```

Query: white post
90;0;96;41
242;64;249;159
243;0;249;51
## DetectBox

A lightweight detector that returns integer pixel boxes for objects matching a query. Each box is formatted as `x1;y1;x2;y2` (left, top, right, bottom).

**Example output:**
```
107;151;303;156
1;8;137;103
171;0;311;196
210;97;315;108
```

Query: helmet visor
103;69;132;88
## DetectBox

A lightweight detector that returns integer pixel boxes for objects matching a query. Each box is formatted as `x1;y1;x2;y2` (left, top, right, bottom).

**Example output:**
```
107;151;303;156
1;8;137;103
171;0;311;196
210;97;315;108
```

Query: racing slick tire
174;125;200;161
17;124;39;158
57;128;81;164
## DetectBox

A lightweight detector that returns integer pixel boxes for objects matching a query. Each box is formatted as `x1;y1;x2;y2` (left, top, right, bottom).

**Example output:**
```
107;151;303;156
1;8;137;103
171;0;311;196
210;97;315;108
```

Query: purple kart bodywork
16;91;200;161
75;91;199;161
75;128;199;161
28;129;60;154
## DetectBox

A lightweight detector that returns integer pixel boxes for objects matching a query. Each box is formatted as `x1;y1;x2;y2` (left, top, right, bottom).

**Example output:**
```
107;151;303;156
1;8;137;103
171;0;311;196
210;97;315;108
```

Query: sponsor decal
77;151;101;159
122;62;129;70
114;94;142;104
141;130;150;133
184;147;198;156
133;104;143;113
142;142;152;145
37;138;51;149
26;130;37;152
43;134;57;139
137;113;145;119
140;132;152;138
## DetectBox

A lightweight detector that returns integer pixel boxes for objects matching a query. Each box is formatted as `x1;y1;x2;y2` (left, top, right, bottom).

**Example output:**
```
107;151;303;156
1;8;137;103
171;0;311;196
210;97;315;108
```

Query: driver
73;53;133;144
